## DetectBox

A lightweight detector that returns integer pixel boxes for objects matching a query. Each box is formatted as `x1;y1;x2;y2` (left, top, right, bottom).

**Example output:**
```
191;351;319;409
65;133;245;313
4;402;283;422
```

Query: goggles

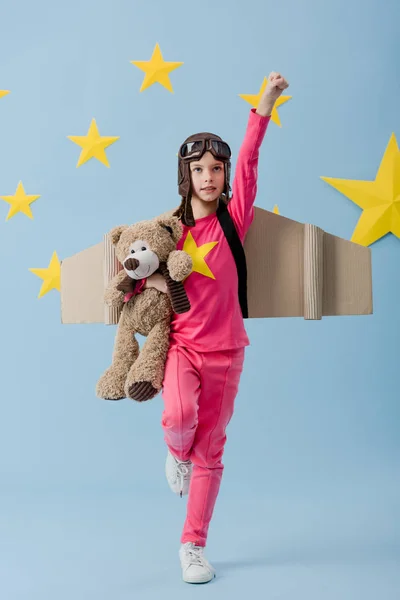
179;138;231;161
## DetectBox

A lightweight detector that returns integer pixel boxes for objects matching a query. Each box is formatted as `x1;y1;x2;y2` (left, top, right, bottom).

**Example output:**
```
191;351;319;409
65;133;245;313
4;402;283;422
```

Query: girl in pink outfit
145;71;289;584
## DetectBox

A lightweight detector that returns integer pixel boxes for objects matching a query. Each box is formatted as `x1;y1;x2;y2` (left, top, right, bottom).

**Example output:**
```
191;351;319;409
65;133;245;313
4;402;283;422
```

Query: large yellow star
67;119;119;167
0;90;10;99
131;43;184;93
321;133;400;246
29;251;61;298
0;181;40;221
239;77;292;127
183;231;218;279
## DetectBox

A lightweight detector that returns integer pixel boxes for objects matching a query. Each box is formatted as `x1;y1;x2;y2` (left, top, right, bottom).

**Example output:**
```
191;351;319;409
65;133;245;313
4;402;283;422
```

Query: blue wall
0;1;399;598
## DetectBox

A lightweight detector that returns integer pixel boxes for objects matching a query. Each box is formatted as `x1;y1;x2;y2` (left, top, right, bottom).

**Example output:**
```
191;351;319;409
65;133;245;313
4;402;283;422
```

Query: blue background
0;0;399;598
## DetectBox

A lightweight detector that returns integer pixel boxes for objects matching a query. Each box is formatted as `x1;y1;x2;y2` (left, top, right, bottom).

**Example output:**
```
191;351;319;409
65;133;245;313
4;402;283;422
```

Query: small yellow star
239;77;292;127
67;119;119;167
0;181;40;221
321;133;400;246
29;251;61;298
0;90;10;99
183;231;218;279
131;43;184;93
273;204;280;215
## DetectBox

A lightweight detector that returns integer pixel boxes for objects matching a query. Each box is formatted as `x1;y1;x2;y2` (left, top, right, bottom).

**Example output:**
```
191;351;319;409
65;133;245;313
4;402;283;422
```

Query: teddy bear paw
96;368;126;400
126;381;159;402
167;250;193;281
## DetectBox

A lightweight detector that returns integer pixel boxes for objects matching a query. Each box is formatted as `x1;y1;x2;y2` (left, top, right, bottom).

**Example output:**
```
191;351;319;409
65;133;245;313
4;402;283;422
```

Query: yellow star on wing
183;231;218;279
0;90;10;99
239;77;291;127
67;119;119;167
321;133;400;246
1;181;40;221
29;251;61;298
131;43;183;93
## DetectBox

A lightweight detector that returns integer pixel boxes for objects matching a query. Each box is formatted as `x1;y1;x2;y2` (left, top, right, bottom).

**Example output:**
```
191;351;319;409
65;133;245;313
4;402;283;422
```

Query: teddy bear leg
125;318;171;402
96;312;140;400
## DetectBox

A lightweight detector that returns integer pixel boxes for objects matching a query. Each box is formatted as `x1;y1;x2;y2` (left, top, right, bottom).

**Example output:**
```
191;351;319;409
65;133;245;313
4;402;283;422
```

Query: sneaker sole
182;572;215;584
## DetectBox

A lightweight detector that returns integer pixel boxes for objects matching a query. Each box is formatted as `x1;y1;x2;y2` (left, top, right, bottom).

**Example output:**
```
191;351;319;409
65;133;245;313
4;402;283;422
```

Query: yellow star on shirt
131;43;184;93
321;133;400;246
0;90;10;99
0;181;40;221
183;231;218;279
239;77;292;127
67;119;119;167
29;251;61;298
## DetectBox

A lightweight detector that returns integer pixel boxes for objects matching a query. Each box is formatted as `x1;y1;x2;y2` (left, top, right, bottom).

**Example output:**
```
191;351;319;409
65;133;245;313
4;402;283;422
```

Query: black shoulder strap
216;201;249;319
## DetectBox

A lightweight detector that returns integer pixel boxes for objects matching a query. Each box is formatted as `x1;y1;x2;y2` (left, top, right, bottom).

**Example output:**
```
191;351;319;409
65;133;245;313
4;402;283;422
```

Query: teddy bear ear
108;225;128;245
157;216;182;243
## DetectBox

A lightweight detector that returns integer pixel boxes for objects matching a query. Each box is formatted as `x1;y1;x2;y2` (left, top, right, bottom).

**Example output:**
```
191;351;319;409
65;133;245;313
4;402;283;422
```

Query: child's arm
228;72;289;241
145;272;168;293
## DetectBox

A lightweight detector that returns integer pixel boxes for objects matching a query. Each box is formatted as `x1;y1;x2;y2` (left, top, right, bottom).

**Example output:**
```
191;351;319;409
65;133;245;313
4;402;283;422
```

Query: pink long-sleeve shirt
169;108;271;352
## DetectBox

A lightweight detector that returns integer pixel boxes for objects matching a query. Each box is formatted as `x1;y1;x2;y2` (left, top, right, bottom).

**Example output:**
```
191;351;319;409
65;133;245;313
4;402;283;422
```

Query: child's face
189;151;225;203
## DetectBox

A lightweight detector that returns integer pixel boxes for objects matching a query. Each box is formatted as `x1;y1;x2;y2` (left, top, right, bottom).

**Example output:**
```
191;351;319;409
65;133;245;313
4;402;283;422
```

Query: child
145;71;289;584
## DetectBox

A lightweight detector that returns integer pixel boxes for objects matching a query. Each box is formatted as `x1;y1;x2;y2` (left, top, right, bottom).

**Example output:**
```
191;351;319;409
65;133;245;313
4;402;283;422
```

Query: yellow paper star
183;231;218;279
0;90;10;99
239;77;292;127
273;204;280;214
321;133;400;246
0;181;40;221
29;251;61;298
131;43;184;93
67;119;119;167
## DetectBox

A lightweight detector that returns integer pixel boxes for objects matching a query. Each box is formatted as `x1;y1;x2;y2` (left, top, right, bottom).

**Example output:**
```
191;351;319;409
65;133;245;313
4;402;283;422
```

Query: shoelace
184;544;205;566
176;462;191;497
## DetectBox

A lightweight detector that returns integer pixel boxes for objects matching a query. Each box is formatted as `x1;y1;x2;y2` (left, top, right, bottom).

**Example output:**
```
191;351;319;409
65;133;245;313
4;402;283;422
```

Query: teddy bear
96;215;192;402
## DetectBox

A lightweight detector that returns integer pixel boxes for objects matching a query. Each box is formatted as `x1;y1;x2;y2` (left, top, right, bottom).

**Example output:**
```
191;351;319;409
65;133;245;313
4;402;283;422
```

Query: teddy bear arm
167;250;193;282
104;270;127;307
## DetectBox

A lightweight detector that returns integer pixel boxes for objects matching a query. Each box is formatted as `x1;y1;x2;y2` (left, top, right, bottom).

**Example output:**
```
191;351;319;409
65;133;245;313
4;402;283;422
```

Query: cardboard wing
60;206;373;324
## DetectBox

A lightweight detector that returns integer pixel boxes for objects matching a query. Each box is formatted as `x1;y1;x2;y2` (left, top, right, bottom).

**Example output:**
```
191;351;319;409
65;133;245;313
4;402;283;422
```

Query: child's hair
174;132;232;227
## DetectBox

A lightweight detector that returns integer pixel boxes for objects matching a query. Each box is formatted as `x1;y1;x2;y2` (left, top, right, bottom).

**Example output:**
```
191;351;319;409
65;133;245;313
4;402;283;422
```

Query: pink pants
161;344;245;547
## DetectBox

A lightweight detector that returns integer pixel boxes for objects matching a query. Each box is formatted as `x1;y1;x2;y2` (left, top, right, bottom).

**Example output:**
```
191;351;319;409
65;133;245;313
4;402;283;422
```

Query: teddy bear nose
124;257;139;271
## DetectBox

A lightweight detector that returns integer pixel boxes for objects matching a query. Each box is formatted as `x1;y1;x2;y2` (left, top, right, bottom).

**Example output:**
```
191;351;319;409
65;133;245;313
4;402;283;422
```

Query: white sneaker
165;450;193;497
179;542;216;584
